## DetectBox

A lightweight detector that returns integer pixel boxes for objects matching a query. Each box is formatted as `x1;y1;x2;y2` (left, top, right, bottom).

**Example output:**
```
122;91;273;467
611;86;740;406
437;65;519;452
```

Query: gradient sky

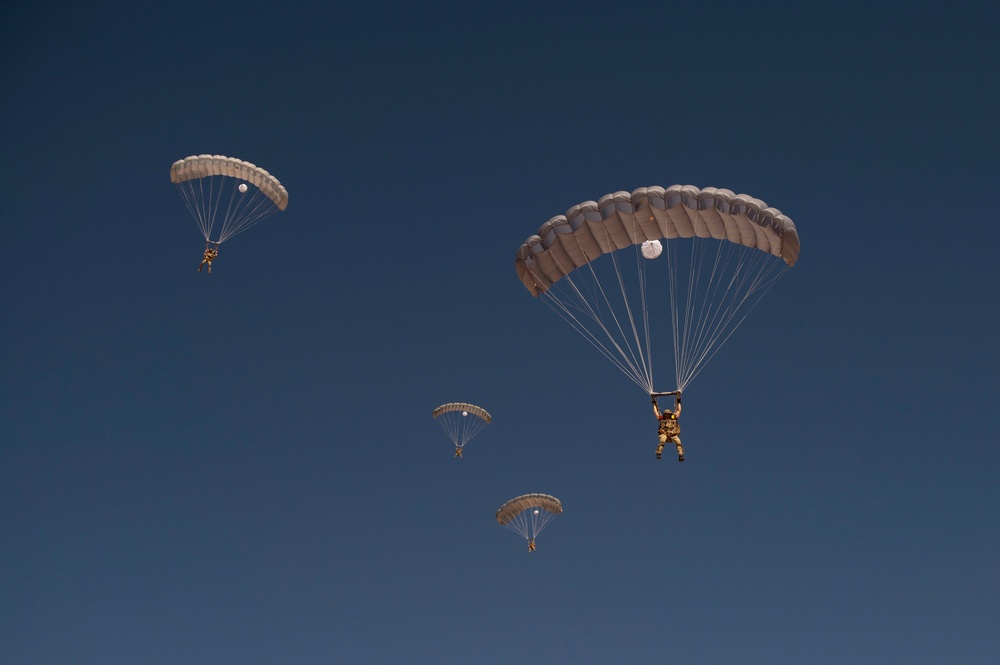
2;1;999;663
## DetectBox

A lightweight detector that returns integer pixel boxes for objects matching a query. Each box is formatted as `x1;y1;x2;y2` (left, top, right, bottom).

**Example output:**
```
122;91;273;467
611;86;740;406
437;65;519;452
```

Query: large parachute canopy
171;154;289;244
496;493;562;550
515;185;799;393
432;402;491;455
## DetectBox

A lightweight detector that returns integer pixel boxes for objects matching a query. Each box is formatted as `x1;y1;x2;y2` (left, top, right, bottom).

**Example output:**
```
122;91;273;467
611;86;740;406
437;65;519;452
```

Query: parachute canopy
171;154;289;244
496;493;562;524
496;493;562;549
516;185;798;296
432;402;492;453
514;185;799;392
432;402;492;423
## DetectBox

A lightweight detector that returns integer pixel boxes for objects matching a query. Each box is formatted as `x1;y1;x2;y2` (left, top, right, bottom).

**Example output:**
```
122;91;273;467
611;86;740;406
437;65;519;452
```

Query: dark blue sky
2;1;998;663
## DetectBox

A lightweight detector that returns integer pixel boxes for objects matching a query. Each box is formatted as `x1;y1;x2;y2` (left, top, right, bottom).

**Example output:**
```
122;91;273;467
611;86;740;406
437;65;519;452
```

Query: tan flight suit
198;248;218;273
655;400;683;460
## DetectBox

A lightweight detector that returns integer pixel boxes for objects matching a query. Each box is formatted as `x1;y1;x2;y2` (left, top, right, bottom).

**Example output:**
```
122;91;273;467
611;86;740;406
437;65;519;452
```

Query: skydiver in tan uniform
198;243;219;274
528;538;536;552
652;392;684;461
454;446;463;459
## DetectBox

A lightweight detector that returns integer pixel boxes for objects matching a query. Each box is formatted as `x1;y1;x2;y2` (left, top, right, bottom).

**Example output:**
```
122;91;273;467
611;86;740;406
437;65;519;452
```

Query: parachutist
497;494;562;551
433;402;491;458
198;244;219;274
653;393;684;462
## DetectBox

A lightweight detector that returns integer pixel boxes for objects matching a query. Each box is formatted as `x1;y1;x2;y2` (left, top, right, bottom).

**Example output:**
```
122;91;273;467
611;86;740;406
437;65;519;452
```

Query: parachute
171;154;289;245
432;402;491;456
496;493;562;550
515;185;799;393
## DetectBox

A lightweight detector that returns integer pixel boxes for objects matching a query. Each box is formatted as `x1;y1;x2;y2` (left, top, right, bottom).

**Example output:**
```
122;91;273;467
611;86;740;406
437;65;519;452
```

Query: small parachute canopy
496;493;563;524
433;402;492;454
496;493;562;549
432;402;492;423
641;239;662;259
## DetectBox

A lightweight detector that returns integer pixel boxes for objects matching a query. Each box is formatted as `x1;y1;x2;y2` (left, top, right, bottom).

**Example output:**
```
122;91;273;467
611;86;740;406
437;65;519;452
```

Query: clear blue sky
2;1;998;663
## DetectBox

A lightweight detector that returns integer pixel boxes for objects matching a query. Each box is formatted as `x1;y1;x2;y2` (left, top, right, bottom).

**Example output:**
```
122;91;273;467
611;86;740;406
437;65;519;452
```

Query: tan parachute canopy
515;185;798;297
432;402;492;423
496;493;563;525
170;154;289;210
432;402;492;455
